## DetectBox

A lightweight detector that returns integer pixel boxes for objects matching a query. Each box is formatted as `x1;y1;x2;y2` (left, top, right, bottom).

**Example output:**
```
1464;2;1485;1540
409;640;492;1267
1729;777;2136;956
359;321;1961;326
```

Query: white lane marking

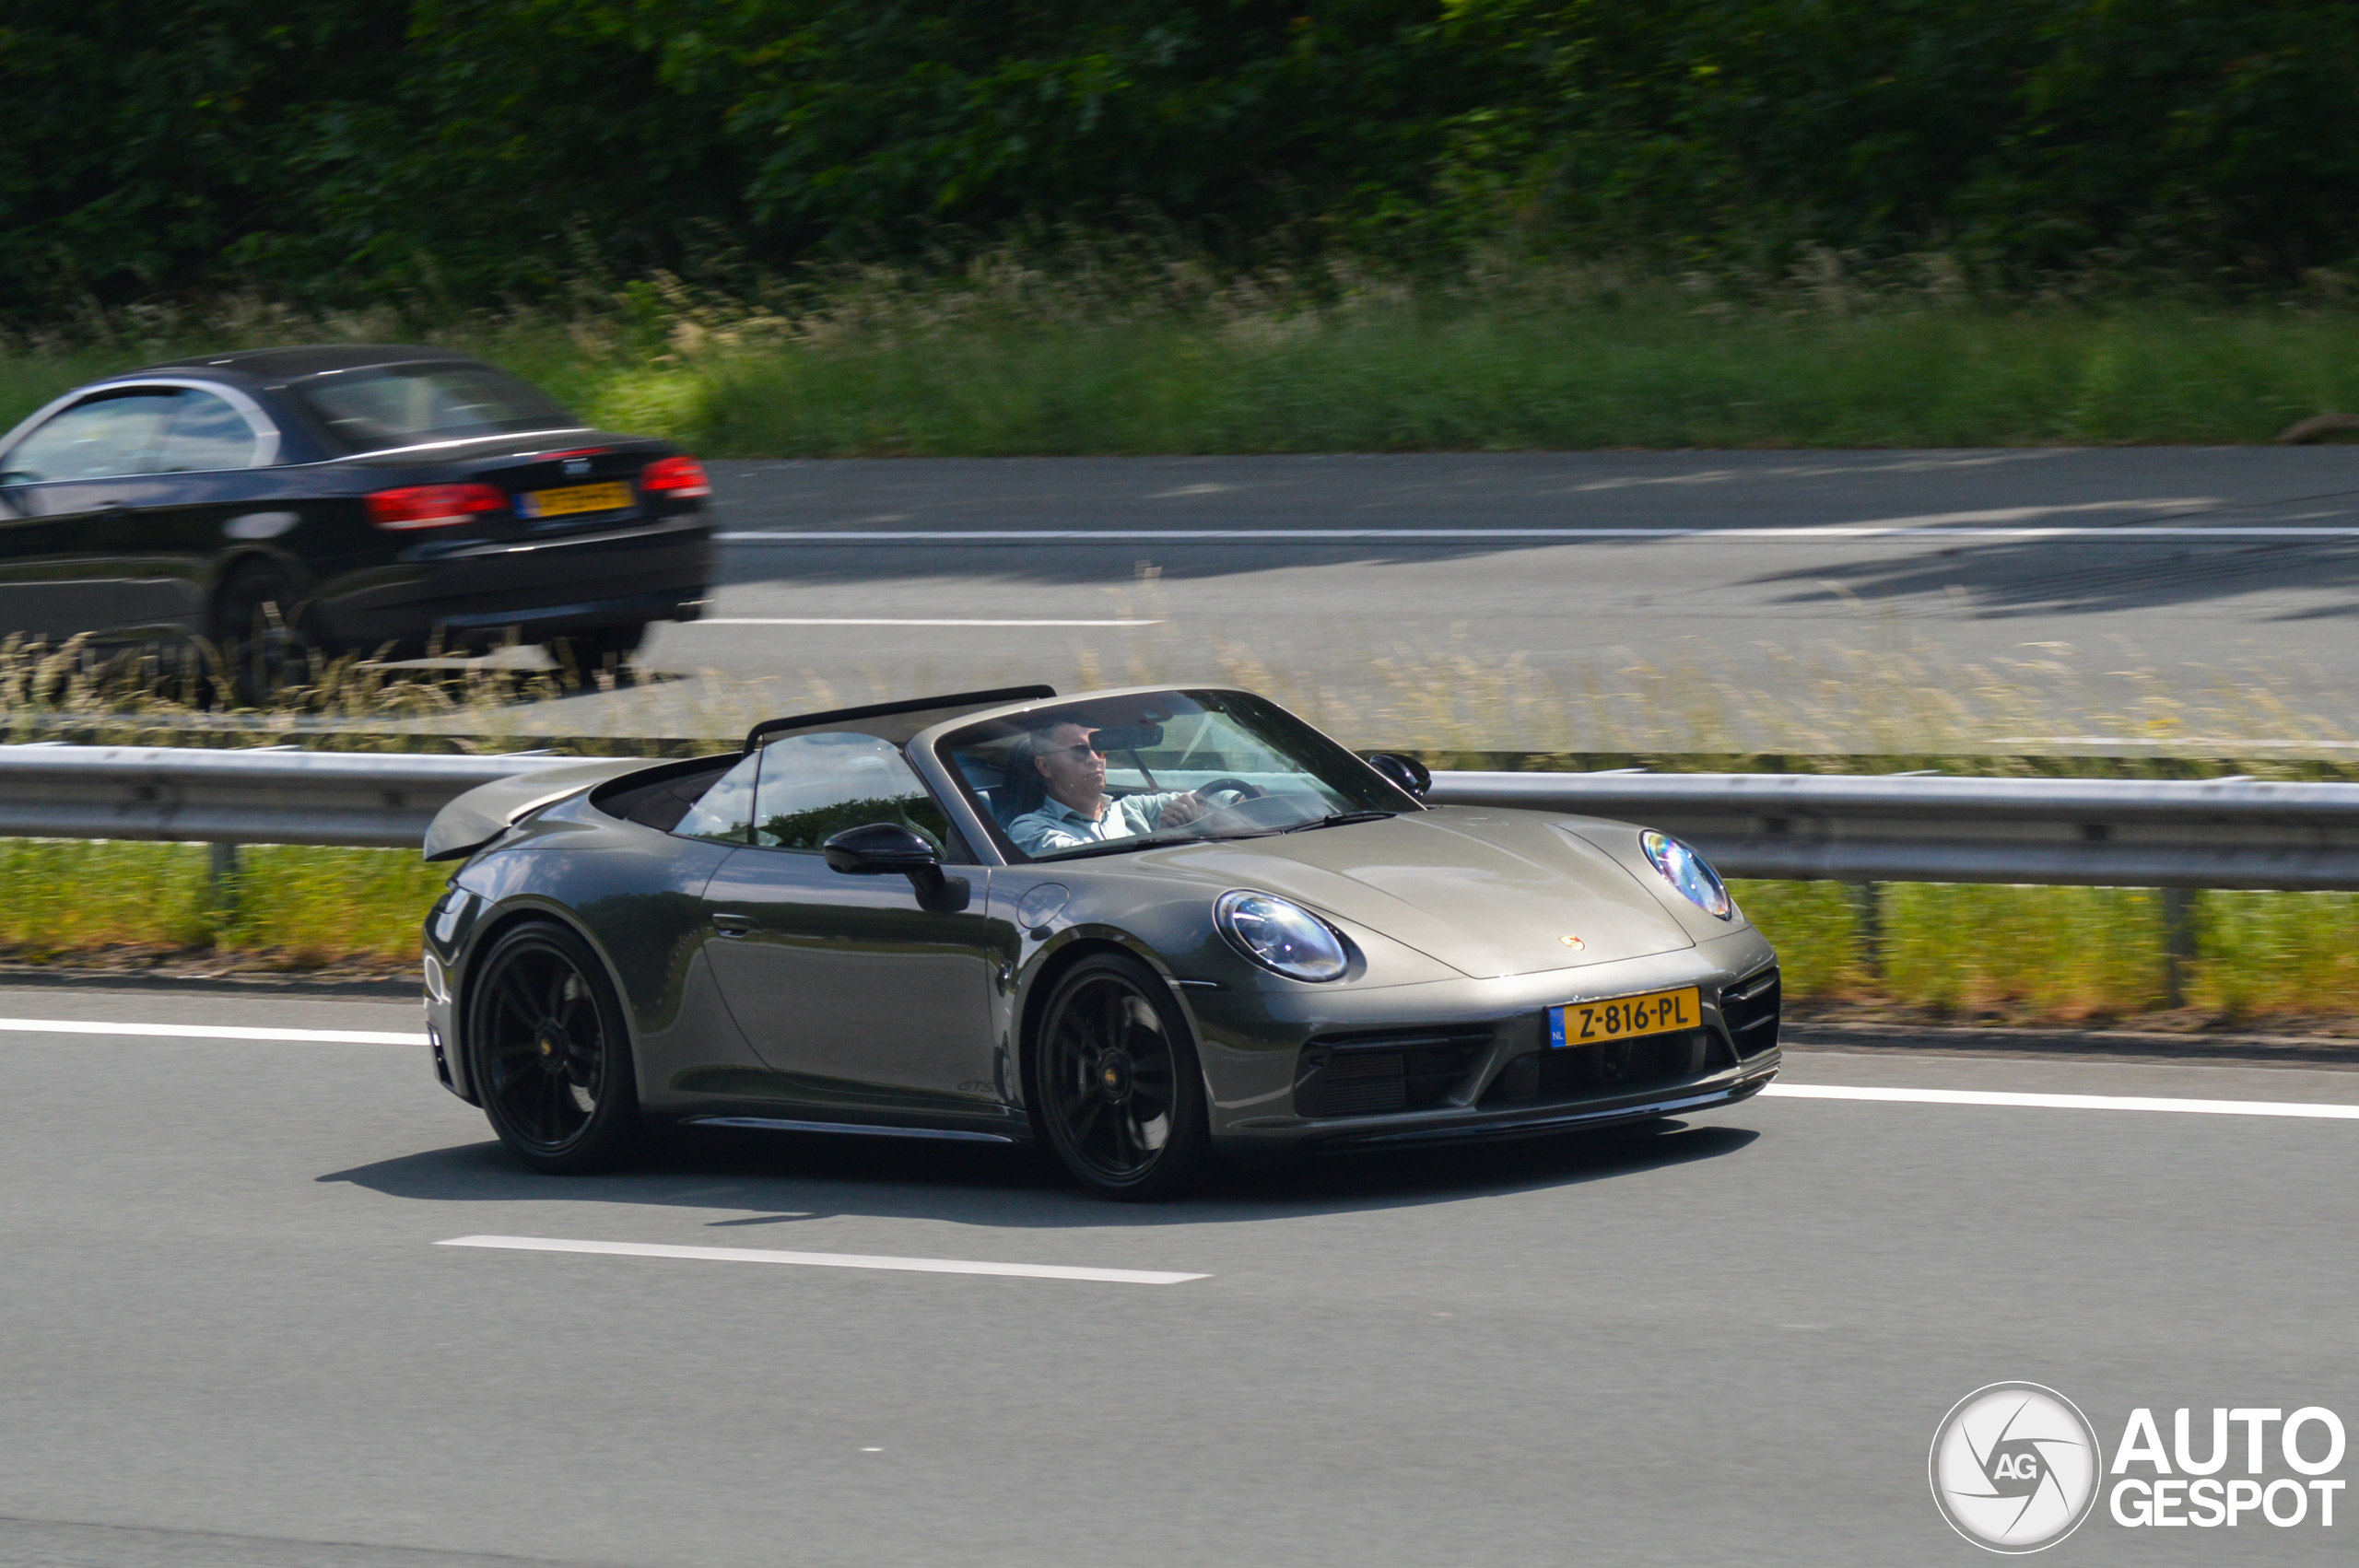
438;1234;1209;1285
0;1016;425;1046
719;524;2354;544
13;1014;2353;1129
1766;1082;2359;1120
687;616;1161;627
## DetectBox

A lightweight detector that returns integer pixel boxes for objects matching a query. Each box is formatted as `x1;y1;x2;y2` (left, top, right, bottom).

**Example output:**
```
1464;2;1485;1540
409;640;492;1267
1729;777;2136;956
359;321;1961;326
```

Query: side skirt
685;1116;1019;1145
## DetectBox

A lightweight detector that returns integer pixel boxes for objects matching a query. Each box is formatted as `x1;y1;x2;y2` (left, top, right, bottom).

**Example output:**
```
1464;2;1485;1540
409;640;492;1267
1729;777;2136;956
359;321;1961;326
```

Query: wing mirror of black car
822;822;968;911
1362;751;1432;802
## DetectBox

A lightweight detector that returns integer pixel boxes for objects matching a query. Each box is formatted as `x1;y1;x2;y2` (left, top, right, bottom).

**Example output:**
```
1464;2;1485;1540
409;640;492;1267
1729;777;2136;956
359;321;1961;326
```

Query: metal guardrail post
2162;887;2199;1008
1849;882;1884;979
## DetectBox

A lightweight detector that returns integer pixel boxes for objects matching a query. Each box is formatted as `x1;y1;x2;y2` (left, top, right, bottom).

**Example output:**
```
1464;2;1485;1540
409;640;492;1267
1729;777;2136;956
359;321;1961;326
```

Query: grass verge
0;837;2345;1031
8;271;2359;452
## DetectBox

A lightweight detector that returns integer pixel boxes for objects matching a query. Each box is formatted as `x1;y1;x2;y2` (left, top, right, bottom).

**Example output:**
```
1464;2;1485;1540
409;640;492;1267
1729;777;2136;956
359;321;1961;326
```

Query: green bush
5;1;2354;311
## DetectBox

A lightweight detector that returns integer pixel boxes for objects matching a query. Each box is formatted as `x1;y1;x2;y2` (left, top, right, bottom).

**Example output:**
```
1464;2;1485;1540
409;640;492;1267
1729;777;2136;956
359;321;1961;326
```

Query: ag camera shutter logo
1930;1383;2104;1552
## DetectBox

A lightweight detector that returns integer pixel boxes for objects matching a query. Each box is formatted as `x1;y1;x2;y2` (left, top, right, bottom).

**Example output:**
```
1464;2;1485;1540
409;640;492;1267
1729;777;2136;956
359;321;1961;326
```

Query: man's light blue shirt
1008;790;1192;856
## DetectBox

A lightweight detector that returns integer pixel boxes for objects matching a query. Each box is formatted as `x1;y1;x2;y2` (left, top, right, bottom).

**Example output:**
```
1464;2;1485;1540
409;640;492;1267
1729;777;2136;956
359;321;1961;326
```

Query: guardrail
0;744;593;849
1426;771;2359;891
3;744;2359;891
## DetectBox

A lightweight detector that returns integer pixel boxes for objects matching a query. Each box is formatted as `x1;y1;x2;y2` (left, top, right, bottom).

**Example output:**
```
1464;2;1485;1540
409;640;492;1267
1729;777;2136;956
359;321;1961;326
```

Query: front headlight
1215;890;1350;981
1641;830;1733;919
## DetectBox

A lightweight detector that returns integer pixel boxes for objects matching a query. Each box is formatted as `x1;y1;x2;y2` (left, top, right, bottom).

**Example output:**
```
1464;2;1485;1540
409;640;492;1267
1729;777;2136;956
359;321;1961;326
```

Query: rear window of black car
293;363;577;453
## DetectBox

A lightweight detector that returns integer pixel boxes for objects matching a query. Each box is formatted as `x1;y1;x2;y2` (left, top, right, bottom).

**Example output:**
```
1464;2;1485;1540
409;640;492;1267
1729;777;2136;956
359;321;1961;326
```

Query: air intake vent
1295;1028;1492;1118
1481;1027;1725;1106
1720;965;1781;1059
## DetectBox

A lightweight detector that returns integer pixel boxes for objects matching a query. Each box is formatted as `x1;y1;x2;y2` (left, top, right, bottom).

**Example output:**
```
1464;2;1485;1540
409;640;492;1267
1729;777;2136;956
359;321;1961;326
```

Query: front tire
467;920;646;1173
1031;954;1210;1200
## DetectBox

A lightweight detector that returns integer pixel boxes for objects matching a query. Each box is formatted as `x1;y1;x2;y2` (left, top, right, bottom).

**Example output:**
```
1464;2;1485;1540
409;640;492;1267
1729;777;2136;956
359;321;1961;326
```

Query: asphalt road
526;447;2359;746
6;986;2358;1566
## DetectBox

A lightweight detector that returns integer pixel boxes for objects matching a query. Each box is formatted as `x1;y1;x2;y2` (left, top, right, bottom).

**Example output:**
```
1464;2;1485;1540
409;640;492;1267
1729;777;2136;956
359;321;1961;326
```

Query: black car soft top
135;343;481;382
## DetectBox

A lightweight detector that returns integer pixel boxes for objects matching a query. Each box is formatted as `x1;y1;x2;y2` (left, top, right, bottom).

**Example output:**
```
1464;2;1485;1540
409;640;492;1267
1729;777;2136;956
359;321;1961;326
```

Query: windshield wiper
1037;830;1204;861
1280;810;1398;833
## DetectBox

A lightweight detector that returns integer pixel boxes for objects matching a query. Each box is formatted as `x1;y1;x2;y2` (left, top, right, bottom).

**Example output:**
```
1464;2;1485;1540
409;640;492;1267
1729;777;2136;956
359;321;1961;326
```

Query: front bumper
1188;927;1781;1154
1300;1052;1777;1152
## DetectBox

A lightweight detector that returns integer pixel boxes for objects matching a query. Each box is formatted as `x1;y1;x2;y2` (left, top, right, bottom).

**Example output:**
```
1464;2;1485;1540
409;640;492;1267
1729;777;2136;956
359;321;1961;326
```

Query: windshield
293;362;579;453
936;689;1413;862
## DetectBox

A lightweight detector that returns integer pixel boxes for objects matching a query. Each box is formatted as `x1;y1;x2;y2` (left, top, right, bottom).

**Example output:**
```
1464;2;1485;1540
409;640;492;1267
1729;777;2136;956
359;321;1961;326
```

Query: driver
1005;716;1210;856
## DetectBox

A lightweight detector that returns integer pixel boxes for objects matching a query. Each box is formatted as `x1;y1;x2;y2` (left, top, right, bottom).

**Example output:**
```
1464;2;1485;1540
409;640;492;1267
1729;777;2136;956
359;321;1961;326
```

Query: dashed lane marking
1765;1082;2359;1119
715;524;2359;545
438;1234;1209;1285
687;616;1162;626
0;1016;426;1046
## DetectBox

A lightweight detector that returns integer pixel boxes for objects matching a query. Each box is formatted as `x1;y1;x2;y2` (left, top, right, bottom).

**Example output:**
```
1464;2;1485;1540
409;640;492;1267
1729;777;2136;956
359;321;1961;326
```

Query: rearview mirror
1089;722;1164;753
1362;752;1431;802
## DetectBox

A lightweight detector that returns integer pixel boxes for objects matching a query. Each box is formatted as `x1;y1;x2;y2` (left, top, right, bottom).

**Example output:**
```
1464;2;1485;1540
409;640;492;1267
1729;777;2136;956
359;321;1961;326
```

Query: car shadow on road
316;1117;1762;1230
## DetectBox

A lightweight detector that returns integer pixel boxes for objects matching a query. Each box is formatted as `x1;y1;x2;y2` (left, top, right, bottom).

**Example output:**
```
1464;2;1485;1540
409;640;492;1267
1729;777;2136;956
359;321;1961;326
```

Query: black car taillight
367;483;510;532
640;455;711;498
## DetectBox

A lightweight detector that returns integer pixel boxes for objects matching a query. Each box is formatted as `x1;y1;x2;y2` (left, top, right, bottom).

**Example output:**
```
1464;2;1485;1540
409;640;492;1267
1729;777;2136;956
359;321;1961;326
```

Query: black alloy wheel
213;563;323;705
1033;954;1209;1199
467;920;645;1173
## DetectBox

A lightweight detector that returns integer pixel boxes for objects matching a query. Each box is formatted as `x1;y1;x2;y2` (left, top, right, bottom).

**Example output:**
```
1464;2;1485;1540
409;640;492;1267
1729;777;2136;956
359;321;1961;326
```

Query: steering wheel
1191;777;1266;809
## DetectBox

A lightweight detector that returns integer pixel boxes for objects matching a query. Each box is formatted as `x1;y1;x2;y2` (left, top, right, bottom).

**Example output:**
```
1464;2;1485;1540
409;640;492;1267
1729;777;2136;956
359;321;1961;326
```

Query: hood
1140;808;1694;978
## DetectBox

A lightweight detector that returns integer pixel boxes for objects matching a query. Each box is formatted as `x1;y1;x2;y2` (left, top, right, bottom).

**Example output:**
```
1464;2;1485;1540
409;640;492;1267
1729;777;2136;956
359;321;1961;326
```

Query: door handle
711;912;755;936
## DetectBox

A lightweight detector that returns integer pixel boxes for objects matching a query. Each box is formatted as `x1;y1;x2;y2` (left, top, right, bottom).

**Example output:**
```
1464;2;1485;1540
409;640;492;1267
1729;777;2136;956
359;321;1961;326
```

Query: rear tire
1030;953;1211;1200
541;623;647;687
212;563;323;704
467;920;646;1174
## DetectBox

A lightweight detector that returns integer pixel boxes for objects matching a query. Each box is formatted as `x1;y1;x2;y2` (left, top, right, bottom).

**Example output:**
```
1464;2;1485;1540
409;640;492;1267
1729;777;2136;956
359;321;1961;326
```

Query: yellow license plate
1550;986;1700;1047
518;481;633;519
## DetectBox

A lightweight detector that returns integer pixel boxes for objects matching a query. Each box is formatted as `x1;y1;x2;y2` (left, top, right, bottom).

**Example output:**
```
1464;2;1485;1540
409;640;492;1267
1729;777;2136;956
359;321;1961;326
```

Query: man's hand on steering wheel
1160;791;1210;826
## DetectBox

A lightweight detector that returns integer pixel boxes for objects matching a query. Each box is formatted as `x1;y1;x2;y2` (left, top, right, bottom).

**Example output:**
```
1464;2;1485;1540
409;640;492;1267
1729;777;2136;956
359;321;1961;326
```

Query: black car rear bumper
320;517;711;653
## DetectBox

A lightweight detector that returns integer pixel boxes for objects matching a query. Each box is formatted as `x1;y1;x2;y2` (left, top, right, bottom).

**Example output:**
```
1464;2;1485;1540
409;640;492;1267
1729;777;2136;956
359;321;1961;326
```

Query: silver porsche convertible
420;685;1781;1198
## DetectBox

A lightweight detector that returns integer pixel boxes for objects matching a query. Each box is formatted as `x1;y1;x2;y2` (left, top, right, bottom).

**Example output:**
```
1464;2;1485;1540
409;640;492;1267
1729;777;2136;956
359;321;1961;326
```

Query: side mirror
822;822;966;911
1362;752;1431;802
823;821;941;876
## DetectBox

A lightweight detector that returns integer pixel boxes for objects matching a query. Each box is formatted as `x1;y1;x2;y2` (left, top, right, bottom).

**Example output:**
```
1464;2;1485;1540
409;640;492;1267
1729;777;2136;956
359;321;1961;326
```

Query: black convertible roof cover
744;685;1055;752
134;344;485;382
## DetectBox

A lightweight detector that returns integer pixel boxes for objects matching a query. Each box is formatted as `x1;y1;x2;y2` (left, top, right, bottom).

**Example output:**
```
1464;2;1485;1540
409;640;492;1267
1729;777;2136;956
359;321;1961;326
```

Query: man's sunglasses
1041;739;1109;764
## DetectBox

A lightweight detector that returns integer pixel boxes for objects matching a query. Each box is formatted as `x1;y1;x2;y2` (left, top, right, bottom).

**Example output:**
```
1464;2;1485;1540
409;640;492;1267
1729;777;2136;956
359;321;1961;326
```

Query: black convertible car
0;345;711;683
421;685;1782;1199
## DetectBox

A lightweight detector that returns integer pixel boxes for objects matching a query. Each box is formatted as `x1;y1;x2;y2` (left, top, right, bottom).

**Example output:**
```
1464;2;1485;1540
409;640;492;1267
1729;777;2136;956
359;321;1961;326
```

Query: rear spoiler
423;758;648;861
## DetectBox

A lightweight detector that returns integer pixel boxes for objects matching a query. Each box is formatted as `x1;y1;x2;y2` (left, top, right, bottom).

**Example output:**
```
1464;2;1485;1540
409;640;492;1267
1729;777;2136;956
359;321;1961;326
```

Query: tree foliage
2;0;2353;311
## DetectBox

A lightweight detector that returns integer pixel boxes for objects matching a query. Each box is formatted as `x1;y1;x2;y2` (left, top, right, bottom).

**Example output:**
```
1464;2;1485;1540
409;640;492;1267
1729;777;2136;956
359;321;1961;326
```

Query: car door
698;730;1004;1120
0;388;182;640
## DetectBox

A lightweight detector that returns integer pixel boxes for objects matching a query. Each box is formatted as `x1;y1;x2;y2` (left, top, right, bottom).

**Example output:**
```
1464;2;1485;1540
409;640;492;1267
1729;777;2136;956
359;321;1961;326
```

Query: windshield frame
919;685;1421;866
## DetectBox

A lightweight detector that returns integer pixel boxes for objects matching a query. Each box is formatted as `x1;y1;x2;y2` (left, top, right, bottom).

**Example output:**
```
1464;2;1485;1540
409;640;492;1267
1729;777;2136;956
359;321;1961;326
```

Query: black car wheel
467;920;645;1174
213;563;323;703
542;623;647;686
1033;953;1209;1200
